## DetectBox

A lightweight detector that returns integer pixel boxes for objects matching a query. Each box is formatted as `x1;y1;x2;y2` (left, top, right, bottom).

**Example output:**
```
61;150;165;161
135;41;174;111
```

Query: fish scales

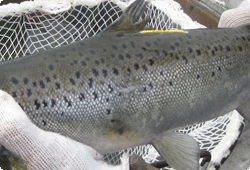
1;1;250;169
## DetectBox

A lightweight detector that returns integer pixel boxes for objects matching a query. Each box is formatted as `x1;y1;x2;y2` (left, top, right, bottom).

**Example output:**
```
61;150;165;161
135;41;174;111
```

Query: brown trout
0;0;250;169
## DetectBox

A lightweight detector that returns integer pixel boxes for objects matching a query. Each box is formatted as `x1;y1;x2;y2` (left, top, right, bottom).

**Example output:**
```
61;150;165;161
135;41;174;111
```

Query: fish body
1;1;250;169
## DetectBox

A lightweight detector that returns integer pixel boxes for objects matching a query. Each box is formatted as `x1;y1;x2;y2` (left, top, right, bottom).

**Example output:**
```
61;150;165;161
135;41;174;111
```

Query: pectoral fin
152;131;200;170
237;99;250;122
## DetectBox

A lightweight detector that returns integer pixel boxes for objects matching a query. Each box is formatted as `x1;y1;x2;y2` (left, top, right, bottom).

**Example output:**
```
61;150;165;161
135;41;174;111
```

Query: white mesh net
0;1;245;170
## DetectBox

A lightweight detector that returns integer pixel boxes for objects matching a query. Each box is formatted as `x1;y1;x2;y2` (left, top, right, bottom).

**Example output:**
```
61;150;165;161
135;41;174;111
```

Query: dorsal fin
104;0;150;33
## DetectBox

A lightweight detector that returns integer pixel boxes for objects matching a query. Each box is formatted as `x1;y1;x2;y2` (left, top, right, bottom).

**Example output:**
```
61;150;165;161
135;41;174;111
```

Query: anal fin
237;99;250;122
152;131;200;170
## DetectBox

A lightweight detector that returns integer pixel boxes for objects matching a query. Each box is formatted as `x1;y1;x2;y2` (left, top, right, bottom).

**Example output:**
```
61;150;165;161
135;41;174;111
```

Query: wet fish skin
1;0;250;169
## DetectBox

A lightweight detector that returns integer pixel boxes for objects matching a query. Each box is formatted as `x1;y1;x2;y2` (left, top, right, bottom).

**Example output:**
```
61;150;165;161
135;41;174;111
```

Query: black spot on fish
64;96;72;107
106;109;111;115
190;5;194;11
162;50;167;56
100;58;105;63
149;59;154;66
92;69;99;77
226;46;231;51
188;48;193;53
170;46;175;50
122;43;127;49
23;78;29;85
42;120;46;126
45;77;50;82
79;93;85;101
142;65;148;71
197;75;200;79
113;68;119;75
126;53;131;59
53;74;56;79
130;41;135;48
80;42;85;46
175;56;179;60
60;54;66;58
26;89;32;97
206;45;210;50
182;56;188;64
39;81;45;88
75;71;80;79
103;48;107;52
138;53;143;59
160;71;163;75
78;52;83;56
90;50;95;55
89;78;93;88
174;42;180;47
70;78;75;85
55;60;59;63
71;48;76;51
148;82;153;89
106;98;110;102
116;33;124;37
169;81;173;86
108;84;114;93
111;54;115;58
238;46;242;52
11;77;18;85
211;72;215;77
218;45;223;51
12;92;17;97
214;47;218;51
51;99;56;107
241;36;246;41
34;99;40;110
211;51;215;56
134;63;139;70
55;83;60;89
102;70;107;77
43;57;47;60
155;50;159;56
95;60;100;65
145;41;151;47
154;41;158;45
112;45;118;50
93;92;98;100
33;82;37;87
218;66;221;71
143;87;146;92
127;68;131;76
196;49;201;55
42;100;48;107
118;128;124;135
111;119;116;123
119;54;124;60
86;57;90;61
81;61;87;66
141;47;147;51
